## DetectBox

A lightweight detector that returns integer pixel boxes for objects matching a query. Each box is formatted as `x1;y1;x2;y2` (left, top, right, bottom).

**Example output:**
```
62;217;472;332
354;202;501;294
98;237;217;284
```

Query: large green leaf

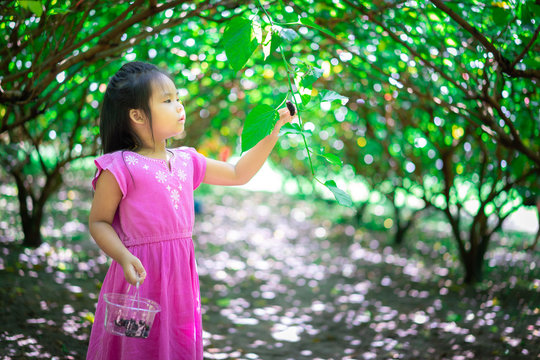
221;17;259;71
241;104;279;153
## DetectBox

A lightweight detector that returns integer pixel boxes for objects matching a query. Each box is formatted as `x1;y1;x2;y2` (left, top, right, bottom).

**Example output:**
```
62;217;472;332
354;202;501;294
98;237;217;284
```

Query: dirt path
196;189;539;360
1;187;539;359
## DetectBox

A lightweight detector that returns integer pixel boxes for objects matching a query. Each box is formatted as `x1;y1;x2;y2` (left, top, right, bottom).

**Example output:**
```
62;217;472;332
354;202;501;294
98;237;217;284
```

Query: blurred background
1;0;539;359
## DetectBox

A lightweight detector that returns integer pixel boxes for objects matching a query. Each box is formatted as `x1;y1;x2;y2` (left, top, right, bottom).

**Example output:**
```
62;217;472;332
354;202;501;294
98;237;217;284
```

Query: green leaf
279;28;299;42
446;313;462;322
263;30;283;61
492;7;510;27
324;180;353;207
297;94;321;111
241;104;279;153
217;298;230;307
321;153;343;167
319;89;349;104
300;66;324;89
270;30;283;54
279;123;311;136
221;17;259;71
20;0;43;16
301;94;312;106
312;148;343;168
299;17;336;38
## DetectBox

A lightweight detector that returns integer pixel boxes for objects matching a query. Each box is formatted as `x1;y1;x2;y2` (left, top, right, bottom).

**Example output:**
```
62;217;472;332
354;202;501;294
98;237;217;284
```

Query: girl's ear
129;109;146;125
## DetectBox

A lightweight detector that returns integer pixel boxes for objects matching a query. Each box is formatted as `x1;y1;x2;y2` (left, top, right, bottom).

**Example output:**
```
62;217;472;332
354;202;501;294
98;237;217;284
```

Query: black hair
99;61;172;154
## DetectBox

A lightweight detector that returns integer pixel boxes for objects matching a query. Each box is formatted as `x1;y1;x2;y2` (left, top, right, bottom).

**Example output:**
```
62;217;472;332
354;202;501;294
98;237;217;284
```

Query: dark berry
286;101;295;116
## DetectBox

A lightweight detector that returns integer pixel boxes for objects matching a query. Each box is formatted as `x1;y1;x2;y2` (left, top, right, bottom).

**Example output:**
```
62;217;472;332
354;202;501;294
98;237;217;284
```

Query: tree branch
342;0;476;98
510;24;540;69
429;0;539;80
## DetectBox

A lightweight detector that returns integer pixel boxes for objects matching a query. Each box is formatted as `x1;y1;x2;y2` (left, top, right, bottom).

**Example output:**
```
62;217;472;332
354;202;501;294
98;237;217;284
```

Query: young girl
86;61;295;359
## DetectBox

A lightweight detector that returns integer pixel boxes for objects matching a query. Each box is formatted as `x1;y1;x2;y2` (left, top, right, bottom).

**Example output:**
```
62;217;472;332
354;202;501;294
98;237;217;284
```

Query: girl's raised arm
202;107;295;186
89;170;146;285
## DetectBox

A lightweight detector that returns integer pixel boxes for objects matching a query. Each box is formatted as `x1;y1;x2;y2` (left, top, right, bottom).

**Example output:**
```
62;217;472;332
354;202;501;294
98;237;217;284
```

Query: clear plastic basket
103;293;161;339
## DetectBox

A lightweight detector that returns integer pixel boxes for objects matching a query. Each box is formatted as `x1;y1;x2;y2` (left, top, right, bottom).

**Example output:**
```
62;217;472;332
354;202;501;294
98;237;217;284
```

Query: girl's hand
274;104;297;132
120;254;147;286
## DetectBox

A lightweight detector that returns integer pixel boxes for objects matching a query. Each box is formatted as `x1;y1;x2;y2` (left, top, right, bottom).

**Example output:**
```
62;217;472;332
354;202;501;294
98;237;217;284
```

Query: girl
87;61;295;359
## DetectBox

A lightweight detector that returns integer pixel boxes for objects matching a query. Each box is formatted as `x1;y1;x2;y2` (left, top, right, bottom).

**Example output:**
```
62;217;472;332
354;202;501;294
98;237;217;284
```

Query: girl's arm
203;107;295;186
88;170;146;285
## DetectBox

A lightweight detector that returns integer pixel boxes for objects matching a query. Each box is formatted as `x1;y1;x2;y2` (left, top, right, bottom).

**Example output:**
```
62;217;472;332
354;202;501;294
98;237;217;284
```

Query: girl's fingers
278;107;295;123
123;256;146;285
273;107;296;132
133;259;147;284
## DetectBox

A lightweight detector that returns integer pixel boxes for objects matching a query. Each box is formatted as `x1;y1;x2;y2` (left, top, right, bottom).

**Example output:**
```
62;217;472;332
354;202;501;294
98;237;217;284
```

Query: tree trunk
12;167;63;248
462;234;490;284
394;223;407;244
355;201;368;226
392;203;422;245
20;210;43;248
462;250;484;284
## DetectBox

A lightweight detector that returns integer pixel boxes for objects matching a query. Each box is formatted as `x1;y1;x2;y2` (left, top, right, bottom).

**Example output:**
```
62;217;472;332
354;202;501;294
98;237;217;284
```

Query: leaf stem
256;0;316;177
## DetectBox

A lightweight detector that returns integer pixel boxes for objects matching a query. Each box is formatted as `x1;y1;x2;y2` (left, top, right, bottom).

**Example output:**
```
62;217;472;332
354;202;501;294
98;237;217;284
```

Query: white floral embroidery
178;152;190;160
166;185;171;191
177;169;187;182
155;170;168;183
178;183;183;191
171;189;180;203
125;155;138;166
143;164;149;171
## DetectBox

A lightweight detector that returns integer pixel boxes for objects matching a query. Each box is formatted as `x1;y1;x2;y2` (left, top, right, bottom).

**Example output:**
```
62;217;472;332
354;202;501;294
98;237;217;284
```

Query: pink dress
86;147;206;360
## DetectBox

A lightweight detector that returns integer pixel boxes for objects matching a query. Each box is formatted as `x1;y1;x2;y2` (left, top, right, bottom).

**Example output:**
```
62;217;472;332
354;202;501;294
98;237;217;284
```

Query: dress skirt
86;237;203;360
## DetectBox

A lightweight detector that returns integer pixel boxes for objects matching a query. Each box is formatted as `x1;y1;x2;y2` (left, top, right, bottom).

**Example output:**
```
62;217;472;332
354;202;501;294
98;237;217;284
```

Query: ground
0;174;539;359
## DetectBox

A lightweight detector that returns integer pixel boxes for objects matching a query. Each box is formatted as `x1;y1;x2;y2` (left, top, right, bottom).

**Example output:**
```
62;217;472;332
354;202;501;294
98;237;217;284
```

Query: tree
310;0;540;282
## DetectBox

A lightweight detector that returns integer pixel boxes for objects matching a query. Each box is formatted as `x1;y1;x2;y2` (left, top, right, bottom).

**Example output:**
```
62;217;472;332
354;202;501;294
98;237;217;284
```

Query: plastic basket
103;293;161;338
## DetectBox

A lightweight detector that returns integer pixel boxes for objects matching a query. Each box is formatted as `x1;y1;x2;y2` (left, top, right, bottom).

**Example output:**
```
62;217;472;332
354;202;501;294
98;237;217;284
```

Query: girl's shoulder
172;146;195;154
95;149;129;159
95;150;131;167
171;146;203;160
92;150;132;193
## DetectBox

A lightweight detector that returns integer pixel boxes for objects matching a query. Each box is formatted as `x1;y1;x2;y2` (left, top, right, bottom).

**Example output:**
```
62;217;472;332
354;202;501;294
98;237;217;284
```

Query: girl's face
147;74;185;141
